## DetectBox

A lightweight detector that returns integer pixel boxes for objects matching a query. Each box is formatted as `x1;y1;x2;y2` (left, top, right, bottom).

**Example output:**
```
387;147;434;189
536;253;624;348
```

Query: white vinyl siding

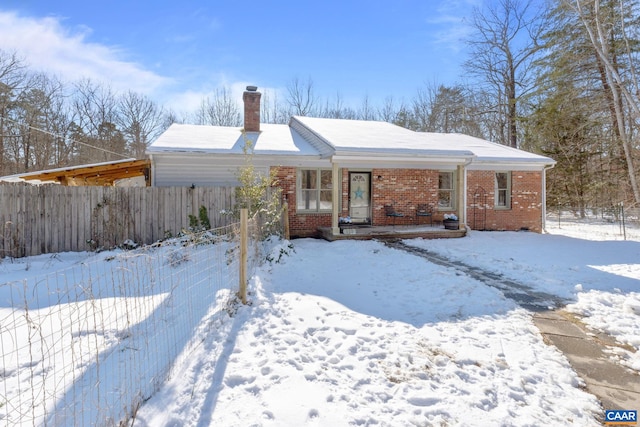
151;154;267;187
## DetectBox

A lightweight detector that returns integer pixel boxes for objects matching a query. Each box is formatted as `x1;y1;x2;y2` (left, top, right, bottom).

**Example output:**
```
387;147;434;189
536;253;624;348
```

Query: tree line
1;0;639;213
0;54;167;176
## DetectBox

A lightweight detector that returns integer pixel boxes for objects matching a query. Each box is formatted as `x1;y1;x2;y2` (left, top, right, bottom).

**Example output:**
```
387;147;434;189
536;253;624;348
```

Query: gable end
289;117;335;158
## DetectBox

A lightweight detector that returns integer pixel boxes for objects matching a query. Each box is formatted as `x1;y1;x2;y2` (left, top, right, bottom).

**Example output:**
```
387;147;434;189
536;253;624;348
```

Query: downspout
542;163;555;232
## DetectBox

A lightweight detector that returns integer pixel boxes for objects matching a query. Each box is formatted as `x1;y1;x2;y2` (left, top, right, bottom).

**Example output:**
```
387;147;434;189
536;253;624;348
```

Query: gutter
331;151;475;167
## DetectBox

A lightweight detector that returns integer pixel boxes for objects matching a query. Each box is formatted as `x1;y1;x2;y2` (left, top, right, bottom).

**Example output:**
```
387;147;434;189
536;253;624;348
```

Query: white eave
288;117;335;157
431;133;556;169
331;148;475;167
466;151;556;170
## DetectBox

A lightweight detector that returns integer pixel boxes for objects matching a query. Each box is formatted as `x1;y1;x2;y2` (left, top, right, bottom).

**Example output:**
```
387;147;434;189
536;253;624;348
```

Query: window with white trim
438;171;456;210
297;168;333;212
495;172;511;208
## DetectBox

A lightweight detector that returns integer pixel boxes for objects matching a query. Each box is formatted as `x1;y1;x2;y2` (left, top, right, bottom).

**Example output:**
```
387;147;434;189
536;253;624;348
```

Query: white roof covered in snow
147;117;555;167
290;116;473;157
148;123;320;156
417;132;553;164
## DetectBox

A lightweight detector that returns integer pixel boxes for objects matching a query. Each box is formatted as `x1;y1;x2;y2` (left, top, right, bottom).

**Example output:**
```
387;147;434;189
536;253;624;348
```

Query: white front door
349;172;371;224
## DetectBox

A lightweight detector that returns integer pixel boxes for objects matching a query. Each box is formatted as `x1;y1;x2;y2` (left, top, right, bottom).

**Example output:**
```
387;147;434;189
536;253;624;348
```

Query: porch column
457;164;465;229
331;162;340;235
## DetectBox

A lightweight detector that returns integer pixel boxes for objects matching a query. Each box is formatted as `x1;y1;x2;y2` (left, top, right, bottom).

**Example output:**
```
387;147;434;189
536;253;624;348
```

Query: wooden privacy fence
0;183;237;258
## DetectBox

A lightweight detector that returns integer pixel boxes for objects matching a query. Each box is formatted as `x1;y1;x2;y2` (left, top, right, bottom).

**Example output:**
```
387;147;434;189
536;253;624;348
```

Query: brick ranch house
147;87;556;238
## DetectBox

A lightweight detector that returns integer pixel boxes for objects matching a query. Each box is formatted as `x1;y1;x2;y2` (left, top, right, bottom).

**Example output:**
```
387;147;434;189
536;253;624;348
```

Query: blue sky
0;1;478;113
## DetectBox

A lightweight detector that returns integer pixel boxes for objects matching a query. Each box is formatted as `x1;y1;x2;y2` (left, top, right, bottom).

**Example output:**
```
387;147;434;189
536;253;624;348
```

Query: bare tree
411;85;433;131
322;92;342;118
378;96;403;123
464;0;546;147
163;108;186;127
10;73;68;171
0;49;29;175
357;94;377;121
71;79;127;163
393;104;419;130
319;92;355;119
194;87;242;127
430;85;486;137
0;49;177;172
118;90;166;159
286;77;318;116
260;89;291;124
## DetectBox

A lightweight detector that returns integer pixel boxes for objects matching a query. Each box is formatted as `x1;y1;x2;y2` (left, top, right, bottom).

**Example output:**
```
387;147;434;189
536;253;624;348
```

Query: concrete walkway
534;310;640;412
383;240;640;414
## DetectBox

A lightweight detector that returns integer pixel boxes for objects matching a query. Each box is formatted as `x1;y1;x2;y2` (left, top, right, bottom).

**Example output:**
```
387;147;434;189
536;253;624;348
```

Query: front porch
277;165;470;239
318;224;466;241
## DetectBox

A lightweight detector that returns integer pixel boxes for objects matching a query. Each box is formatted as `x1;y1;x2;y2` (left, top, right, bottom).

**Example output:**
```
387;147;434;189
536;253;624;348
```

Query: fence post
239;208;248;304
621;202;627;241
283;201;290;240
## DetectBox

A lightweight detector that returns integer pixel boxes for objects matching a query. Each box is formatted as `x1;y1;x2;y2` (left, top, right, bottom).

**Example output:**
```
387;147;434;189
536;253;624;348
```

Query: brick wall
275;166;545;236
370;168;440;226
273;166;331;237
467;170;544;232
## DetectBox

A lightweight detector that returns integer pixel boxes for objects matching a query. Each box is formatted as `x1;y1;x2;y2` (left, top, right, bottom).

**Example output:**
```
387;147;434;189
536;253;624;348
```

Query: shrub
234;134;283;238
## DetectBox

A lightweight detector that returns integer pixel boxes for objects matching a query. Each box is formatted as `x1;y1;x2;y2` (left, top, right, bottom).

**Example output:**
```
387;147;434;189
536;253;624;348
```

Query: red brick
274;167;545;236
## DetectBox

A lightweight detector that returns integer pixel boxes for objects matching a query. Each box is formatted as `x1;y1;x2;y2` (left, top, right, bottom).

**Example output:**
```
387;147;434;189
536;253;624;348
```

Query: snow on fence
0;213;268;426
0;183;237;259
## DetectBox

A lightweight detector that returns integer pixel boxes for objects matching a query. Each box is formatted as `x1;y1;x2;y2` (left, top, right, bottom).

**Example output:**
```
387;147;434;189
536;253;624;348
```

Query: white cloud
427;0;479;52
0;10;170;94
0;8;292;116
163;90;207;114
161;81;285;116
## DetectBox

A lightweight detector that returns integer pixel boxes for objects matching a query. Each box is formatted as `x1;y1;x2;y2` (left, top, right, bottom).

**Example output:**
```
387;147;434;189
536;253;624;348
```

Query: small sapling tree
234;133;282;238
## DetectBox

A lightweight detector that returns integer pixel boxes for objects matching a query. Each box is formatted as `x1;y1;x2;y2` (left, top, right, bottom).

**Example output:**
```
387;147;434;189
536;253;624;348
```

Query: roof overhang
330;150;475;169
14;159;151;186
467;158;556;171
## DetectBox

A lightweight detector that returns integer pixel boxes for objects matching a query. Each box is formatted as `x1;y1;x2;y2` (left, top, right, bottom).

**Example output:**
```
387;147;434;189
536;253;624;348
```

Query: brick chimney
243;85;261;132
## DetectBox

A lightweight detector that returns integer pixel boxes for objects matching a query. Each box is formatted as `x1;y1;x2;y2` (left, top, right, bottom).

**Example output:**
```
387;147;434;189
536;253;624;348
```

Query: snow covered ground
0;236;241;426
133;219;639;426
2;218;638;426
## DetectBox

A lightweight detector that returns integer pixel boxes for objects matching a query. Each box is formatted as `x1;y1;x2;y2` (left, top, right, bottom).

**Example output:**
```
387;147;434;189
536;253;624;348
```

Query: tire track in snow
382;239;567;311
